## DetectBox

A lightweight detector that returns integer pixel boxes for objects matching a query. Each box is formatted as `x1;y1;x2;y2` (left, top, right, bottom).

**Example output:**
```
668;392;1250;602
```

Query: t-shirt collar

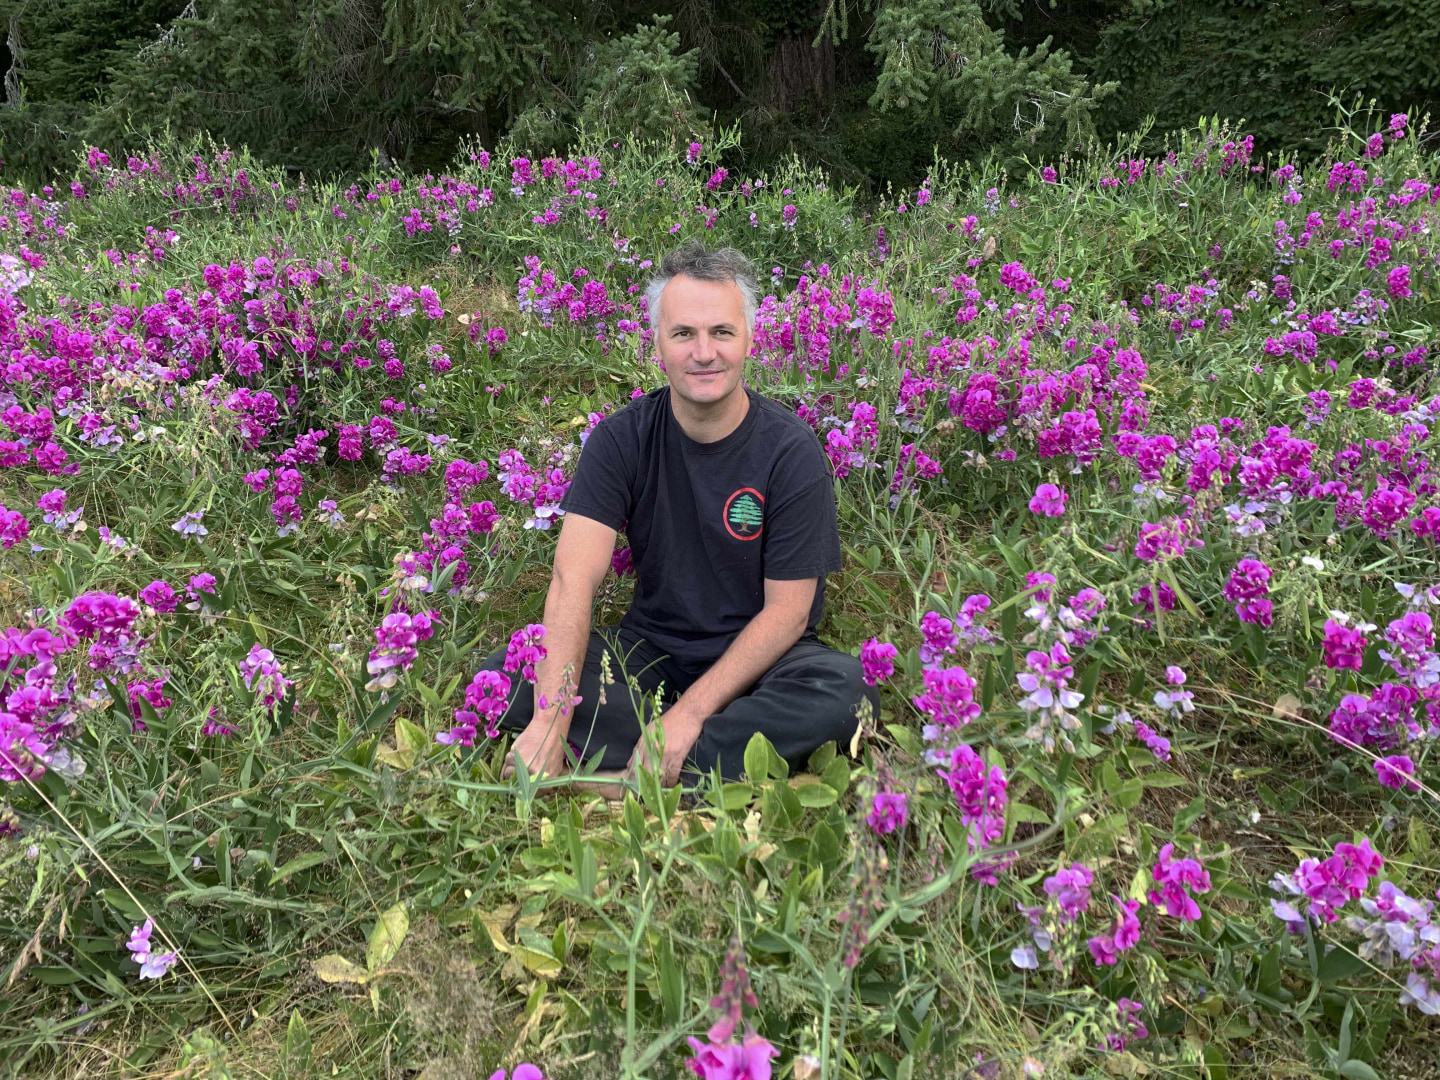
664;386;759;456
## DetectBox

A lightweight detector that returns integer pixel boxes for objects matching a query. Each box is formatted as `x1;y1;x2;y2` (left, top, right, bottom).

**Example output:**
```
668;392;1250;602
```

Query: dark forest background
2;0;1438;188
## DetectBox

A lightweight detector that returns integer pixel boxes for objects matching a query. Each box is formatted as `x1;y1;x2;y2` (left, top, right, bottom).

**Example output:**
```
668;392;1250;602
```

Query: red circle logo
723;488;765;541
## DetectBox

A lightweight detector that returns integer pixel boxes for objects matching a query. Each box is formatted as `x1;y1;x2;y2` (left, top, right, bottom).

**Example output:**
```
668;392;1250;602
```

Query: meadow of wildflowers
0;111;1438;1078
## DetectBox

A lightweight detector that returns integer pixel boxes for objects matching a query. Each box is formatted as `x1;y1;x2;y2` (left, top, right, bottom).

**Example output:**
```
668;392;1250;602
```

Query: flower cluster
126;918;179;980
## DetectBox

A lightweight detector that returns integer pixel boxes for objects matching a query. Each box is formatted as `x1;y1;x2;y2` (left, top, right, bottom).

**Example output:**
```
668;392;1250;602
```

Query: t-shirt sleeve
761;441;843;581
559;419;632;530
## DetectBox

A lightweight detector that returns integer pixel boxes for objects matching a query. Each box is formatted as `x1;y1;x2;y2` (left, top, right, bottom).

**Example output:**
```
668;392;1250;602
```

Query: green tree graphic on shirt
728;493;764;534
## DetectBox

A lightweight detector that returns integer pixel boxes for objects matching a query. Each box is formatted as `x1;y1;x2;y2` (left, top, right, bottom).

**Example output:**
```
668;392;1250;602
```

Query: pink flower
1322;618;1368;670
503;624;548;682
860;638;898;686
867;791;908;835
1088;895;1142;965
487;1066;545;1080
1148;843;1210;921
1375;755;1419;792
685;1030;777;1080
1028;483;1067;517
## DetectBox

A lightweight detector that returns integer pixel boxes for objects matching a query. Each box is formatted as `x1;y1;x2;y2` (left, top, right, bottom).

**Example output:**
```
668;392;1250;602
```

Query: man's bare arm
504;512;615;777
629;576;817;784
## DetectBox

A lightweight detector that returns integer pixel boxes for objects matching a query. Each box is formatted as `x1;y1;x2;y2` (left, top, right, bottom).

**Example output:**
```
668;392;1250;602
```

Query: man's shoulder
590;388;664;441
749;390;820;446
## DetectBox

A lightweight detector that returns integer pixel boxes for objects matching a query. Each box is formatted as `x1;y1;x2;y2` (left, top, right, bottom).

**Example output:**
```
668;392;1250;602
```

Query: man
483;241;876;789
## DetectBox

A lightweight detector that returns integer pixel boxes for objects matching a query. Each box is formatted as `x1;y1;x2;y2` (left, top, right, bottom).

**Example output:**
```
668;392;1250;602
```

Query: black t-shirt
559;386;842;667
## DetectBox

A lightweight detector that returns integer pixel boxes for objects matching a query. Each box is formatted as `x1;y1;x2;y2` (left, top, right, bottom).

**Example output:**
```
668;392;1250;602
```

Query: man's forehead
661;275;744;319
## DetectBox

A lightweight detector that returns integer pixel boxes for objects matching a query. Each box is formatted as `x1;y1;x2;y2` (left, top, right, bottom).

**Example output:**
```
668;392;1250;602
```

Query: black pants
481;623;876;782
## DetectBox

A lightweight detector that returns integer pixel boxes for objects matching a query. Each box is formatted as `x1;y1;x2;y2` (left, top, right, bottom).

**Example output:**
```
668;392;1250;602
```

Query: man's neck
669;386;751;444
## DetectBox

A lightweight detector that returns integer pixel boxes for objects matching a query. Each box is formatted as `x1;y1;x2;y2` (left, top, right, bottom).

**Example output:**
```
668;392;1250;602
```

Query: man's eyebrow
668;320;739;332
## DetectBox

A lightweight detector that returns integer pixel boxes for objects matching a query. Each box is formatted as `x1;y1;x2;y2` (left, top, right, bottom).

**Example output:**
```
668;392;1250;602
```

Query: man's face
654;274;751;409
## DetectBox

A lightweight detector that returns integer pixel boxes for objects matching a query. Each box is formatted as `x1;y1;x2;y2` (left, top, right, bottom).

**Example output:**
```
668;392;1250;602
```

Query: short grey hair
643;241;759;330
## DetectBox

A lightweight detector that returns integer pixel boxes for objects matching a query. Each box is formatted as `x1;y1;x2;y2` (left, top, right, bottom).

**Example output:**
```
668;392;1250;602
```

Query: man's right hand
502;718;570;780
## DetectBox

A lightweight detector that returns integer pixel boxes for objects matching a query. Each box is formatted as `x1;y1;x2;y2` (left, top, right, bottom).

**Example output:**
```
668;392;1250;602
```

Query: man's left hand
627;707;704;787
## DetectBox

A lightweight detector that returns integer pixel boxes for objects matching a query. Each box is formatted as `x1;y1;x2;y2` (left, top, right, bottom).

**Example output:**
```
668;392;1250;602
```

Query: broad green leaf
743;732;771;785
272;851;333;884
793;780;838;808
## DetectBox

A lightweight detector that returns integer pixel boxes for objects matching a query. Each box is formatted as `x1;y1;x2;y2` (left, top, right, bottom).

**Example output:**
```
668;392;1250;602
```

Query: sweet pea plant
1;109;1438;1077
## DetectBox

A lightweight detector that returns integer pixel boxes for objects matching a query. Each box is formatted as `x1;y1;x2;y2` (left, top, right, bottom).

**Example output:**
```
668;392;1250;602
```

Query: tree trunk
764;31;833;112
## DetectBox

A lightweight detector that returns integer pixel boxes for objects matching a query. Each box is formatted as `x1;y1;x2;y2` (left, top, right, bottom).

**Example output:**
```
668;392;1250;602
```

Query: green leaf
1115;777;1144;810
793;780;839;808
283;1010;313;1076
272;850;333;885
657;934;683;1026
743;732;771;785
821;755;851;795
1317;943;1367;984
366;903;409;972
1100;760;1123;795
1142;771;1190;788
1338;1063;1380;1080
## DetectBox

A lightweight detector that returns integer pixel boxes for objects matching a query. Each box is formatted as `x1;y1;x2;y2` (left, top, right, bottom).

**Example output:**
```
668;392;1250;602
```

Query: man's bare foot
565;769;630;801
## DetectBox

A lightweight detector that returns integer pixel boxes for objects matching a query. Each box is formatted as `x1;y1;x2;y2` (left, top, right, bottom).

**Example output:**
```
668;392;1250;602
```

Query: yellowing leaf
312;954;369;984
512;945;563;976
1272;693;1304;721
478;907;515;954
366;903;408;972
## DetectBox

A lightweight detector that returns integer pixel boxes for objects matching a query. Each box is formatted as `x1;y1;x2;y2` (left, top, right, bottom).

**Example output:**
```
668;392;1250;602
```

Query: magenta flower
139;580;178;614
1148;843;1210;921
439;669;513;746
1043;863;1094;921
1375;755;1419;792
935;744;1008;856
1322;617;1369;670
1223;558;1273;625
912;665;981;728
860;638;898;686
1101;999;1148;1052
918;611;957;667
1028;483;1067;517
1271;839;1383;924
685;1030;777;1080
487;1066;544;1080
1387;265;1413;300
1088;895;1142;966
502;624;548;683
867;791;908;835
1133;517;1201;563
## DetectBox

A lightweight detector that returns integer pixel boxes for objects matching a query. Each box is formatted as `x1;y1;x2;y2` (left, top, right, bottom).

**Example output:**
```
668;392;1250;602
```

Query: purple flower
487;1066;545;1080
867;791;908;835
1148;843;1210;921
240;644;291;711
1028;483;1067;517
1102;999;1148;1052
918;611;957;667
685;1029;777;1080
860;638;898;686
126;918;179;980
1088;896;1142;965
912;665;980;728
1043;863;1094;921
1322;617;1369;670
502;624;548;683
1375;755;1419;792
439;669;513;746
1271;838;1383;924
1134;517;1201;562
139;580;178;614
935;744;1008;859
